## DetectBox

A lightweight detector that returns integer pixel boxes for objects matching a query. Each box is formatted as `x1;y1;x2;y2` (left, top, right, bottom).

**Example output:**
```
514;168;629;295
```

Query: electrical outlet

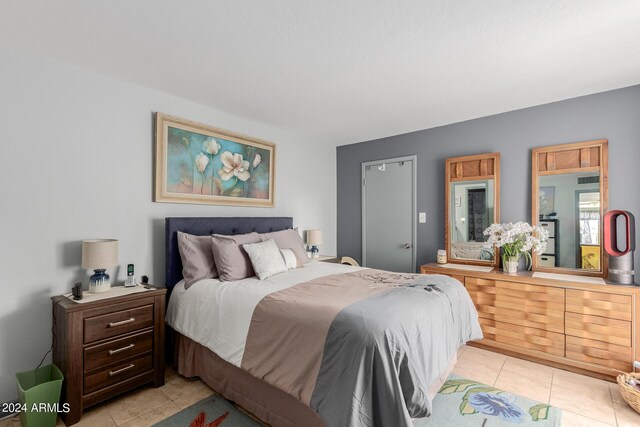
419;212;426;223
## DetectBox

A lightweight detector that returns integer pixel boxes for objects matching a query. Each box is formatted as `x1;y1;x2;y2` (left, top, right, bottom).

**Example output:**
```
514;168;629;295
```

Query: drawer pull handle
108;318;135;328
109;343;135;355
109;364;135;377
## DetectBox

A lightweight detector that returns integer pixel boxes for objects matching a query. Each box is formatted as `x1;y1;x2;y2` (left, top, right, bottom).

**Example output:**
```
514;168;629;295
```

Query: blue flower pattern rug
414;375;562;426
155;375;561;426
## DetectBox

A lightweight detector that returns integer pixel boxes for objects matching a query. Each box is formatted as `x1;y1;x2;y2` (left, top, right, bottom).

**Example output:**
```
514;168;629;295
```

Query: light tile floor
453;346;640;427
1;346;638;426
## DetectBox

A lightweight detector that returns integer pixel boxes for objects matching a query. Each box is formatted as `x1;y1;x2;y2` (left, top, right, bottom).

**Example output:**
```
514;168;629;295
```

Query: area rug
414;375;562;426
152;395;262;427
154;375;562;426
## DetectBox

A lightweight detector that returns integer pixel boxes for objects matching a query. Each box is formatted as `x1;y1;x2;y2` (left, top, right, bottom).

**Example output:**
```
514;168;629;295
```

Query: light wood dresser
52;288;166;425
421;263;639;381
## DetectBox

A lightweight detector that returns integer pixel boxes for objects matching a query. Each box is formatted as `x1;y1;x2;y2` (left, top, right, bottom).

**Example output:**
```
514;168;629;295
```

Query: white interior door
362;156;416;272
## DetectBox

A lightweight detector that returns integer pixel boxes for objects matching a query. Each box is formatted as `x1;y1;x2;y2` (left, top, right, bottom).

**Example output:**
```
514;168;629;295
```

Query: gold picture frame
154;113;275;207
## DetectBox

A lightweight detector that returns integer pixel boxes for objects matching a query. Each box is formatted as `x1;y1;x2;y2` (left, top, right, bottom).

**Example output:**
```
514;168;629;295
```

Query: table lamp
306;230;323;259
82;239;119;293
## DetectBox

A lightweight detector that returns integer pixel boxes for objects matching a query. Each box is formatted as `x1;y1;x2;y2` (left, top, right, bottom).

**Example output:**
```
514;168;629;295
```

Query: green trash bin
16;364;64;427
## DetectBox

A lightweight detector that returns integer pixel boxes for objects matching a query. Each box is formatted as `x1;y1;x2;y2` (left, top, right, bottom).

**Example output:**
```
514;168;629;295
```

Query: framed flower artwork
154;113;275;207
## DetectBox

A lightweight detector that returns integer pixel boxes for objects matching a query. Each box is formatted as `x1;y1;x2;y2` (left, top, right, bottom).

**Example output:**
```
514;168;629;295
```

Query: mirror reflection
537;171;600;270
449;179;495;262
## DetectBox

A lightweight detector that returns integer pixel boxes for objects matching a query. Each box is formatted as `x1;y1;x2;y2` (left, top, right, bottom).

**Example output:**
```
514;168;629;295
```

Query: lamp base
310;245;319;259
89;269;111;293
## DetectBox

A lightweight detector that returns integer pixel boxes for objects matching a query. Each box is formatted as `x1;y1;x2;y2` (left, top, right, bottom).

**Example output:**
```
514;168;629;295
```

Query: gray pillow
211;232;262;281
243;239;287;280
261;228;309;266
177;232;218;290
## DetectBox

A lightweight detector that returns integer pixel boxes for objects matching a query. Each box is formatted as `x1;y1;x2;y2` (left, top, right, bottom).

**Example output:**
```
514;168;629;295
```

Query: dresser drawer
565;312;631;347
465;277;495;287
465;277;497;297
466;278;564;302
84;330;153;371
565;336;633;372
566;289;632;321
466;279;564;333
494;280;565;302
84;353;153;394
479;318;565;356
84;305;153;344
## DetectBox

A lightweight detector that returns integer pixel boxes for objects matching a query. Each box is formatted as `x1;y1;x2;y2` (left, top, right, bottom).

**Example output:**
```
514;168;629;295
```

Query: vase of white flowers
483;222;549;274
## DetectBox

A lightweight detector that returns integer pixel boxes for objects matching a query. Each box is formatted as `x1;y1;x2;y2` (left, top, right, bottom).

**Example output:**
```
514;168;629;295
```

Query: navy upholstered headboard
165;217;293;292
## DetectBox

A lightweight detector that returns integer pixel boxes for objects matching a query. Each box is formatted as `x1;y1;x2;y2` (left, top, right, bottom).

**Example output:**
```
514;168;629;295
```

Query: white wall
0;49;336;403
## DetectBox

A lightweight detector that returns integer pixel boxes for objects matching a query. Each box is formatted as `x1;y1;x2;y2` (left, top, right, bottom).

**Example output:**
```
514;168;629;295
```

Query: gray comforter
241;270;483;427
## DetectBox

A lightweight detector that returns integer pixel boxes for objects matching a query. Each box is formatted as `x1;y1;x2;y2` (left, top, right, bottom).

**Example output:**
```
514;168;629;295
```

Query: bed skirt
174;331;457;427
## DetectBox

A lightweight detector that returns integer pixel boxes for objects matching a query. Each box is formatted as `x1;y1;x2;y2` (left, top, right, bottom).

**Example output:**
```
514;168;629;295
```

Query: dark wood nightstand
52;287;166;425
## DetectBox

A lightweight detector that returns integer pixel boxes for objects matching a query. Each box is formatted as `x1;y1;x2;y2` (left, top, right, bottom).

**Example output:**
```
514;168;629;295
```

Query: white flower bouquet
483;222;549;272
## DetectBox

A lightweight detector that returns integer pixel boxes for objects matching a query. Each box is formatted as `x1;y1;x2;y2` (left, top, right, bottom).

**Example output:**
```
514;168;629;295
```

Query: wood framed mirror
531;139;608;277
445;153;500;267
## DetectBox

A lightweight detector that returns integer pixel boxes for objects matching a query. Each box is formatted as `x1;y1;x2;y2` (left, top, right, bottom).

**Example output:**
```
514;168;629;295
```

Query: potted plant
483;222;549;273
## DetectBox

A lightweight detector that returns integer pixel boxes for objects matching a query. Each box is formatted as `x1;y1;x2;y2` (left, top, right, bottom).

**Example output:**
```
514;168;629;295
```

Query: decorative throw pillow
243;239;287;280
280;249;297;270
211;232;262;281
177;232;218;290
261;228;309;267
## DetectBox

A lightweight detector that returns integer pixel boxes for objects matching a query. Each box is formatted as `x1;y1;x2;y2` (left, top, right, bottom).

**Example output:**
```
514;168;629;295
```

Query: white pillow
280;249;297;270
243;239;287;280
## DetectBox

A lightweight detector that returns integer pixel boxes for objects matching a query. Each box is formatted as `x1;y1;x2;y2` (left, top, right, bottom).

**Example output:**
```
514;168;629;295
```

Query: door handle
402;243;412;249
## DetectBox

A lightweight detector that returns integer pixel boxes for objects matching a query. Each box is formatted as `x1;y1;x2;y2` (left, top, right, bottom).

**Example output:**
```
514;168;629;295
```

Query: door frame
361;155;417;271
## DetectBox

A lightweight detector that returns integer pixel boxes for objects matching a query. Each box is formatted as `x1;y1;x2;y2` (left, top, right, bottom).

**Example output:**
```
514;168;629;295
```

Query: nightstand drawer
84;330;153;371
84;353;153;394
84;305;153;344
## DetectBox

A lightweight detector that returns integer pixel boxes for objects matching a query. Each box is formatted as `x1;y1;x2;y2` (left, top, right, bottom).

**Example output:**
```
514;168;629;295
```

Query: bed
164;217;482;427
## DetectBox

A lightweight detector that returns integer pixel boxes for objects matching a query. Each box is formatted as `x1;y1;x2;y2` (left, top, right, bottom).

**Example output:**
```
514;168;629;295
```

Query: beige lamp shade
81;239;119;269
306;230;323;245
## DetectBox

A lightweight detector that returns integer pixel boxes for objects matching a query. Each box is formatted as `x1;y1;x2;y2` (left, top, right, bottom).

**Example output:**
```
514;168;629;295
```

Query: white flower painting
155;113;275;207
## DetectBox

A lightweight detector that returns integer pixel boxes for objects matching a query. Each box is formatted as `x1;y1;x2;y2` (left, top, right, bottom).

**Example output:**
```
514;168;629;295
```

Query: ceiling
2;1;640;144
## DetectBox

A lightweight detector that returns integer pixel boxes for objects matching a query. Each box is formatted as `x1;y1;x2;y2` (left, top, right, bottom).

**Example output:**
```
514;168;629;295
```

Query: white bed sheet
166;262;363;367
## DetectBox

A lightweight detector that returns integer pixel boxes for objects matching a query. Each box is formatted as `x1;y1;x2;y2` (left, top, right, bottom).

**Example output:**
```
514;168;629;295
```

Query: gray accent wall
337;85;640;273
